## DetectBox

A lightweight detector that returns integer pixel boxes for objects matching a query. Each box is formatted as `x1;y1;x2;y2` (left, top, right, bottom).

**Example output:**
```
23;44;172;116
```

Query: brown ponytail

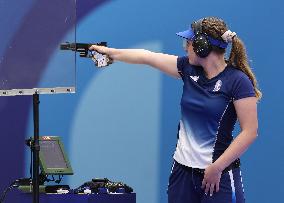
228;37;262;100
201;17;262;100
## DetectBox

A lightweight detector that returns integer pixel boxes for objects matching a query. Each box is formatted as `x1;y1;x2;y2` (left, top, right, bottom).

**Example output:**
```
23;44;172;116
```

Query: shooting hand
89;45;108;54
89;45;113;68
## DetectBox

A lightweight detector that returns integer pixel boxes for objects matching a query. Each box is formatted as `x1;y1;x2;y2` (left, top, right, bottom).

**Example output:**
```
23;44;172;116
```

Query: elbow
242;128;258;140
253;129;258;140
250;128;258;140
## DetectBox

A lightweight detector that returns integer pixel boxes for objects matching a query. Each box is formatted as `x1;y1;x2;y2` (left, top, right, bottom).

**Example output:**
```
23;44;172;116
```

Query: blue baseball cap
176;27;228;48
176;27;195;40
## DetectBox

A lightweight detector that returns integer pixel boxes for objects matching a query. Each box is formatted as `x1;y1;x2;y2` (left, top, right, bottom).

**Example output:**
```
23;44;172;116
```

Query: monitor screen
39;136;73;175
40;140;68;169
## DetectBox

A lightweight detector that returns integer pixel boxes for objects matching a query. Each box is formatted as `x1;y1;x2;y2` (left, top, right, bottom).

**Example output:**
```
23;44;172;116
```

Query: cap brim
176;28;195;40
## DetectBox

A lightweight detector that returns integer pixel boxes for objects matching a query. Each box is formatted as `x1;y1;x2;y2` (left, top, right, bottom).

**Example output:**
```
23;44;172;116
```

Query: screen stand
32;93;40;203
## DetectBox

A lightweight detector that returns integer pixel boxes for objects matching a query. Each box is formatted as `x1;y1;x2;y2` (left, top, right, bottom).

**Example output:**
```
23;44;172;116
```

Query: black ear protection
191;18;212;58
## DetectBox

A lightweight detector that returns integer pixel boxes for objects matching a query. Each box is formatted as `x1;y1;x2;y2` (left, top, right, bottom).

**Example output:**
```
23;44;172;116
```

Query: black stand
32;94;40;203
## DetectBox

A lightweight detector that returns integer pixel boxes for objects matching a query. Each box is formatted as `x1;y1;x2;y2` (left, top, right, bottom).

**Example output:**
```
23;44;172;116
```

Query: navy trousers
167;161;246;203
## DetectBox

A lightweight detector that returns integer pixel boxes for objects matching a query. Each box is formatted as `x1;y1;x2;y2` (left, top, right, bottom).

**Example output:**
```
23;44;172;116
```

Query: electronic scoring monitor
39;136;73;175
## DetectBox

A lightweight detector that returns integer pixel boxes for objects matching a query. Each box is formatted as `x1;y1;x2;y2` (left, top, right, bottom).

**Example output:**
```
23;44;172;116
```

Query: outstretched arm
90;45;179;78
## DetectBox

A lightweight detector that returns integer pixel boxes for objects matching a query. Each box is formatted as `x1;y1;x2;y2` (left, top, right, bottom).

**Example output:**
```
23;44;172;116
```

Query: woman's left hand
201;163;223;196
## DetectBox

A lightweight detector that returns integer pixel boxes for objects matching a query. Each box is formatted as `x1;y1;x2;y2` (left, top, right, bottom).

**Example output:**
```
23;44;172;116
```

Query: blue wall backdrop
0;0;283;203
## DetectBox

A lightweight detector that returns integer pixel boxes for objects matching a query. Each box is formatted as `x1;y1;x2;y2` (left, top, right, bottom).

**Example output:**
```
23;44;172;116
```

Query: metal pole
32;93;40;203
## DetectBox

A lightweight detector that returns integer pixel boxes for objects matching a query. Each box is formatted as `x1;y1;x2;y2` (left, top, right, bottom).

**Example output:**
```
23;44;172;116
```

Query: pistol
60;42;112;67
